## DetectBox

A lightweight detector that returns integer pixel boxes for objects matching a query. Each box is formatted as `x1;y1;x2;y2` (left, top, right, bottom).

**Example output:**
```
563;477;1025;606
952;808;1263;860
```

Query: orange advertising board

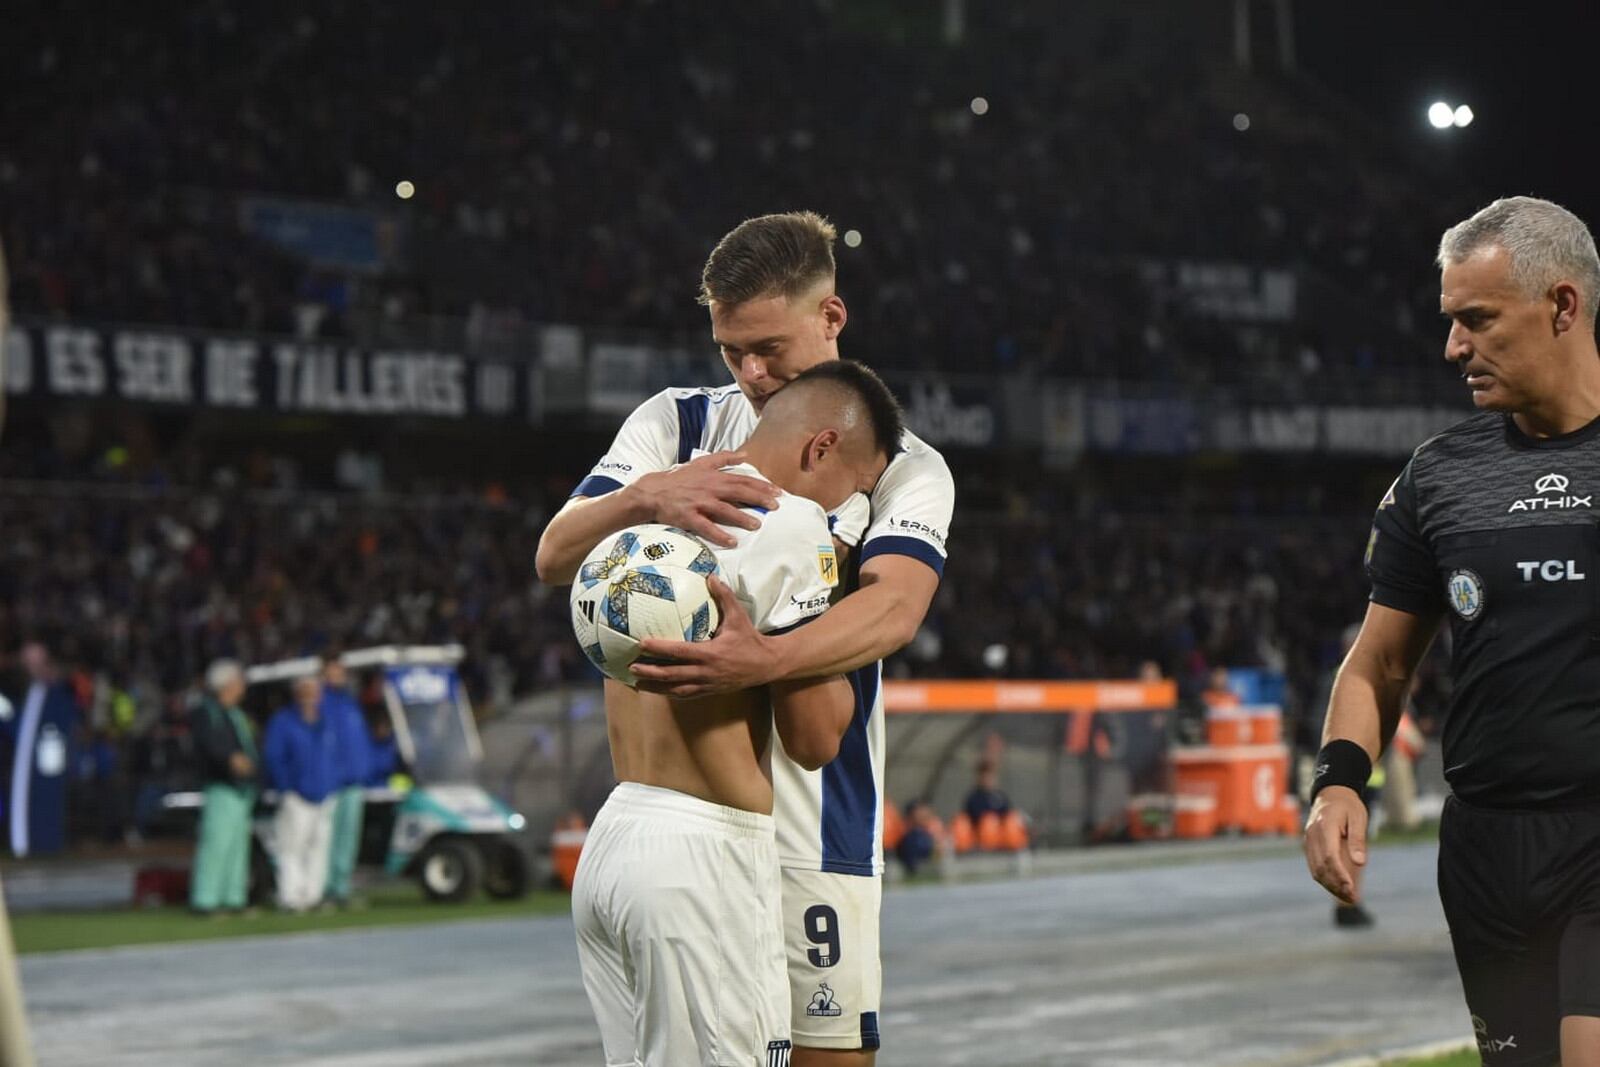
882;679;1177;714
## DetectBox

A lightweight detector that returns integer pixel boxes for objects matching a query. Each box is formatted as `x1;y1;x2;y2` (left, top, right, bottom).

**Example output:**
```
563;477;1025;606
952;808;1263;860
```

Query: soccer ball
570;524;722;685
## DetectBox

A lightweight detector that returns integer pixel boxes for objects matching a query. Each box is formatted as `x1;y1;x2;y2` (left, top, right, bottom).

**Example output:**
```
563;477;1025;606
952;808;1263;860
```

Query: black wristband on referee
1309;739;1372;803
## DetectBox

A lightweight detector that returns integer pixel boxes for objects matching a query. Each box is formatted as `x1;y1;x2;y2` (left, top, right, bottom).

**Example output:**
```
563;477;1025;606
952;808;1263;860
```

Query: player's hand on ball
633;576;776;697
630;451;780;548
1303;785;1368;905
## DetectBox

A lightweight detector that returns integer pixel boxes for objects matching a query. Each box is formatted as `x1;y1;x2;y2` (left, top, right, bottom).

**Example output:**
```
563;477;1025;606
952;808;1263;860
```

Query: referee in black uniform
1305;196;1600;1067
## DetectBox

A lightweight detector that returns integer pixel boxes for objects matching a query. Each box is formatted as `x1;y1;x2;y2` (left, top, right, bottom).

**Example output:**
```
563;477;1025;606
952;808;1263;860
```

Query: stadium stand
5;1;1475;395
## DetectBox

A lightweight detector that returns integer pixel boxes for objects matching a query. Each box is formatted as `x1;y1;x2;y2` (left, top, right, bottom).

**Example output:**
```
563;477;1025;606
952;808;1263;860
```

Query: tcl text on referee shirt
1367;411;1600;808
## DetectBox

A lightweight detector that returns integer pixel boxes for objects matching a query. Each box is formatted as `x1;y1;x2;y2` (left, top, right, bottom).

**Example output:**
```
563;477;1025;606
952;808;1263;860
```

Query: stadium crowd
0;451;1416;853
5;1;1470;394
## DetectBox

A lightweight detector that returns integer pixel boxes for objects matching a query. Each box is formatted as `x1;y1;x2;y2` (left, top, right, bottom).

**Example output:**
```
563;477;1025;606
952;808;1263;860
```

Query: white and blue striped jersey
572;382;955;877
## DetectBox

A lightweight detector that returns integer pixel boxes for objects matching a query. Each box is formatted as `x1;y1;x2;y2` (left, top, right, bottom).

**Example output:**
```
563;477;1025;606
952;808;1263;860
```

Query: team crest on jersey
766;1040;793;1067
818;545;838;586
806;982;844;1017
1447;569;1485;620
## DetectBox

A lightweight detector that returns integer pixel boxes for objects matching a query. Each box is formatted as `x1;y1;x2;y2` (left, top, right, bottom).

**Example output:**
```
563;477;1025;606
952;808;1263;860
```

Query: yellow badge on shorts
818;545;838;586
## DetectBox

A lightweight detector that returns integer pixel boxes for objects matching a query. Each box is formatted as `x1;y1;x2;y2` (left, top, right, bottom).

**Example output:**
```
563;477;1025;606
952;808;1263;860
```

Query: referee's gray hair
205;659;244;693
1437;196;1600;326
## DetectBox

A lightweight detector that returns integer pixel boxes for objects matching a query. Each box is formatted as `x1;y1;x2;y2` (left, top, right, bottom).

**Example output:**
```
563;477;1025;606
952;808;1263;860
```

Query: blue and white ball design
570;524;721;685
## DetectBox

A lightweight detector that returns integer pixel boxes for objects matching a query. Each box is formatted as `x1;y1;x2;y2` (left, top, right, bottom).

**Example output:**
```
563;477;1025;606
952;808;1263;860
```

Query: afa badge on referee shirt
1448;568;1485;620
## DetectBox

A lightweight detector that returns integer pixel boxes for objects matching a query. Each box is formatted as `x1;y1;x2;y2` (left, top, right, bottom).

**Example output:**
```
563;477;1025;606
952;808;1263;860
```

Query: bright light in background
843;229;863;248
970;96;989;116
1426;101;1474;129
1232;112;1251;132
395;179;416;199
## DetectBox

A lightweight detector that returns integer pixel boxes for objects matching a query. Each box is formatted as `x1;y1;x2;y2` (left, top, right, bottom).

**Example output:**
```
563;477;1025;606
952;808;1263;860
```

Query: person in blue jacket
321;657;370;908
263;674;339;913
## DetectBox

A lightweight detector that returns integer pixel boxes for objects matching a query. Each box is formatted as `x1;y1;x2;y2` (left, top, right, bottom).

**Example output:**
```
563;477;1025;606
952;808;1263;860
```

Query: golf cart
238;644;531;903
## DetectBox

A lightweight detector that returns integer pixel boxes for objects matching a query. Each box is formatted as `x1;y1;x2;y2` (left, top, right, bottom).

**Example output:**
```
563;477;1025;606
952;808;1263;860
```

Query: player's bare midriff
602;679;775;814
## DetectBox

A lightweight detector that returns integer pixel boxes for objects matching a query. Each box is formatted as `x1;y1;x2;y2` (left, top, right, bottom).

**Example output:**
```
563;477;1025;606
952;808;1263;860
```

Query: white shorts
572;783;792;1067
781;867;883;1051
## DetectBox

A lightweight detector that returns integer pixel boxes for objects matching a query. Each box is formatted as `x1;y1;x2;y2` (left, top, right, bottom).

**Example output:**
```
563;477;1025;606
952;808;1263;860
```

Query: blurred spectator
365;715;401;787
72;726;122;845
0;642;77;857
127;695;195;843
321;654;369;909
963;759;1012;827
895;800;946;877
188;659;257;916
263;674;338;913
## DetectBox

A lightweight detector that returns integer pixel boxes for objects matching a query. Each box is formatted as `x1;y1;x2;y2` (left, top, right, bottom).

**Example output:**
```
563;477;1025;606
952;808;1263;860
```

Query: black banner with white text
3;322;528;421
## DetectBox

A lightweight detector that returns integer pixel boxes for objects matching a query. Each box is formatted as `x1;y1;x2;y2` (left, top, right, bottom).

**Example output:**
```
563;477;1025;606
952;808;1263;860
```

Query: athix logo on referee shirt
1508;473;1592;513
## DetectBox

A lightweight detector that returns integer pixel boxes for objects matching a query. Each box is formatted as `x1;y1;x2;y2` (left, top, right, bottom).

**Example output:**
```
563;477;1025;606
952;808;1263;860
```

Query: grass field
9;885;572;955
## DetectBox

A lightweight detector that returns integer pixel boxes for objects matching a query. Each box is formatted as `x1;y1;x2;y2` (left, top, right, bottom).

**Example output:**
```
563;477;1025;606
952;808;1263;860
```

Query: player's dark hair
786;360;904;460
698;211;837;306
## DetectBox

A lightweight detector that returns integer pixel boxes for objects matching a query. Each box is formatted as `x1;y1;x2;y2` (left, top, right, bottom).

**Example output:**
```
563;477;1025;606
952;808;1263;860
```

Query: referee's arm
1304;601;1439;905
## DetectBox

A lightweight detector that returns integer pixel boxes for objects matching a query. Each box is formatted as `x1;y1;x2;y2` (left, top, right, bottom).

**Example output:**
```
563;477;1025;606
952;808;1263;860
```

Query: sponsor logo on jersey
1508;472;1592;513
790;592;832;616
805;982;844;1017
818;545;838;585
596;460;633;473
1447;569;1485;620
1516;559;1586;582
1378;478;1398;509
886;517;947;546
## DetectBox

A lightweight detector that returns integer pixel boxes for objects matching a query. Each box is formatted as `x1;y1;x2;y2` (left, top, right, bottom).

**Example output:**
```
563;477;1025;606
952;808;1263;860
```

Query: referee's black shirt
1367;411;1600;809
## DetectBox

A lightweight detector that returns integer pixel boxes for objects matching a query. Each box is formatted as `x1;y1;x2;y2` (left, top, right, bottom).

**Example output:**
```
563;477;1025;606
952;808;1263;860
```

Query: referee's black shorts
1439;795;1600;1065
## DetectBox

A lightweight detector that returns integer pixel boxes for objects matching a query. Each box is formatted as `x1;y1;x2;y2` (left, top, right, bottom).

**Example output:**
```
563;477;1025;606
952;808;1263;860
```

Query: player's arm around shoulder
632;445;954;694
533;389;778;584
772;439;953;675
753;500;855;769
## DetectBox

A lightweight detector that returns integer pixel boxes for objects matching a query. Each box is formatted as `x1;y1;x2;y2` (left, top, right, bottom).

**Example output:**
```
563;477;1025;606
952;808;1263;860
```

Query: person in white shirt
572;361;905;1067
541;212;954;1065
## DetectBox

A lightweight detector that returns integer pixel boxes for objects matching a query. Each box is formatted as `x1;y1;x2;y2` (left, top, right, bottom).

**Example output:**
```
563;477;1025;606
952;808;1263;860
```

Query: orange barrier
1207;704;1283;746
948;812;976;853
1171;743;1289;835
1000;810;1030;851
976;812;1005;851
1173;791;1219;839
884;679;1177;714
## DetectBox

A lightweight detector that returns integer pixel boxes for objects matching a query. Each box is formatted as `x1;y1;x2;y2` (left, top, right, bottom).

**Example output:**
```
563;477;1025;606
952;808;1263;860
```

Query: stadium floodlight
1453;104;1474;128
970;96;989;116
1232;112;1251;132
395;179;416;199
1427;101;1455;129
843;229;863;248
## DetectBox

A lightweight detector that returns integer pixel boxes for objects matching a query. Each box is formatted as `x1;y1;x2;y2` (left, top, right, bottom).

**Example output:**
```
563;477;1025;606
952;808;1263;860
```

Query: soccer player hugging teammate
539;212;955;1066
1304;197;1600;1067
570;363;901;1067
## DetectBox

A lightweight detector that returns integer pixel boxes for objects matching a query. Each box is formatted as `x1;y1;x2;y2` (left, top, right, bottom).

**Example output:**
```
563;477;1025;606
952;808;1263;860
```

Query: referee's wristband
1309;740;1372;803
